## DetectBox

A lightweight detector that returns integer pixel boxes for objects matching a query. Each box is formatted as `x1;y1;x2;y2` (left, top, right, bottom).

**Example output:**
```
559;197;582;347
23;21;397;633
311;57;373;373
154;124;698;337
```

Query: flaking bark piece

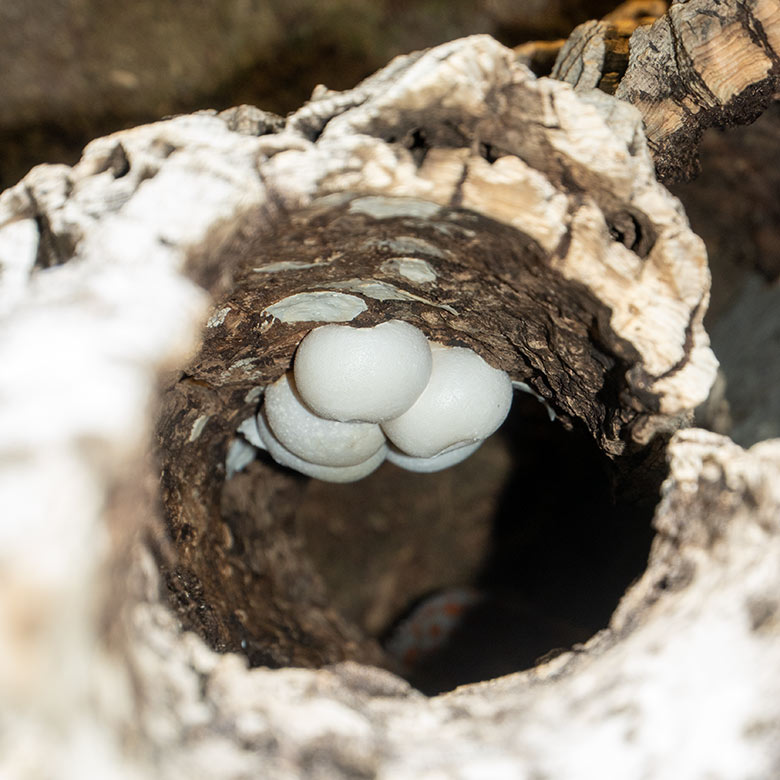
550;0;780;182
551;0;668;93
616;0;780;181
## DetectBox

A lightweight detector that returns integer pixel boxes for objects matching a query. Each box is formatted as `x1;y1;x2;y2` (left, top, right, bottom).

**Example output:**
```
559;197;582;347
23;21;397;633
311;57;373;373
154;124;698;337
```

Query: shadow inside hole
296;393;659;696
403;396;659;694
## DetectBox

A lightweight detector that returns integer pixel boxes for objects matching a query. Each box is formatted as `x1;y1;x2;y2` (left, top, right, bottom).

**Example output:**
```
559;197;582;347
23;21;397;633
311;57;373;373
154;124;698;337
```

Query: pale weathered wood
0;23;778;780
553;0;780;181
551;0;668;92
617;0;780;180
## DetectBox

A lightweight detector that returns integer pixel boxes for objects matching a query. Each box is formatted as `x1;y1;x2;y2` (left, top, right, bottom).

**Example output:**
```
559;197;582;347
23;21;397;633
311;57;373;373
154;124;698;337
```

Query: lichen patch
252;260;333;274
188;414;211;442
206;306;231;328
348;196;442;220
262;291;368;323
318;278;456;314
381;257;437;284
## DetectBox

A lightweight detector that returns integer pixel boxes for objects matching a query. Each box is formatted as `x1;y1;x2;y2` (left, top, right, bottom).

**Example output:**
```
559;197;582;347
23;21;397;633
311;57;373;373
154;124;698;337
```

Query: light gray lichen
348;196;443;220
262;291;368;323
380;257;437;284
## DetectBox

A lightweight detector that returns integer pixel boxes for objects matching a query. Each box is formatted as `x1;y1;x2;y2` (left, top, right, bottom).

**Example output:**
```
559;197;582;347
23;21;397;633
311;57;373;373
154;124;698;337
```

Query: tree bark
0;16;778;780
552;0;780;181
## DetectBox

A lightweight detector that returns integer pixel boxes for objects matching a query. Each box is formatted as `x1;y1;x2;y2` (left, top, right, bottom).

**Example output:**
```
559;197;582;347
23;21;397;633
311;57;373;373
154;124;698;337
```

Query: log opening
155;195;665;693
299;392;659;695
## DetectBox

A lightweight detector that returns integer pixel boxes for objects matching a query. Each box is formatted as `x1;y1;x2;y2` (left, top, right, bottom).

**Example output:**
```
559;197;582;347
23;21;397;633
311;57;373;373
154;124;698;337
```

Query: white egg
293;320;432;422
386;440;483;473
382;344;512;458
256;409;388;483
264;371;386;467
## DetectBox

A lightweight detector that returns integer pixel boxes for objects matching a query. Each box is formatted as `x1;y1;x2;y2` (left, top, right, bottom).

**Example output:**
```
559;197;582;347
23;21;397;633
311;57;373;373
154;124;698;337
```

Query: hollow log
0;26;779;780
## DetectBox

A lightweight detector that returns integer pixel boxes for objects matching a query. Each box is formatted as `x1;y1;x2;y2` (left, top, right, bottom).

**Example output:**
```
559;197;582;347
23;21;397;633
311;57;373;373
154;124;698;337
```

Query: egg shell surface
264;372;386;467
256;409;388;483
382;344;512;458
293;320;432;422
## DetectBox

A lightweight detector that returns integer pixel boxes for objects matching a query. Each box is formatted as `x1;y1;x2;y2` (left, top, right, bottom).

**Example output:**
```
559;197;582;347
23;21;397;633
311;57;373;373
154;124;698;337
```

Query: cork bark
0;10;779;780
149;34;717;668
552;0;780;181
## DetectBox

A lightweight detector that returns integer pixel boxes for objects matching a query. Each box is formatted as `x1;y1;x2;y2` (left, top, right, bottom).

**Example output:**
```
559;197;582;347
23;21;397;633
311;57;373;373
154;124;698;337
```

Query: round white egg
386;440;483;473
382;344;512;458
264;372;386;467
293;320;432;422
256;409;388;483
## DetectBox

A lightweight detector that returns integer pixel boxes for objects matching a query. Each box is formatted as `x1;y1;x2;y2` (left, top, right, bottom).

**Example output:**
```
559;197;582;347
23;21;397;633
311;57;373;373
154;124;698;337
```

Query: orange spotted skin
384;587;483;673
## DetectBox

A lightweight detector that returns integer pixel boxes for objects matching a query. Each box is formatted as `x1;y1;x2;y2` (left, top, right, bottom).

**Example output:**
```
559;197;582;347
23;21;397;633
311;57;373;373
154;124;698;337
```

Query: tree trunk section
0;13;779;780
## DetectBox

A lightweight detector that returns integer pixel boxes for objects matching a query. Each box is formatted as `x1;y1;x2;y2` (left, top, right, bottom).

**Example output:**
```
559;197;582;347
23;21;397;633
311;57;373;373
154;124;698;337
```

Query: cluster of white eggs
255;320;513;483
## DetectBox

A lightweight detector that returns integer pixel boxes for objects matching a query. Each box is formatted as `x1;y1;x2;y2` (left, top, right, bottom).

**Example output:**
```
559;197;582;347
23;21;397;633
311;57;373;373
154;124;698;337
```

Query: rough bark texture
551;0;668;92
126;429;780;780
552;0;780;182
617;0;780;181
0;23;778;780
145;36;716;669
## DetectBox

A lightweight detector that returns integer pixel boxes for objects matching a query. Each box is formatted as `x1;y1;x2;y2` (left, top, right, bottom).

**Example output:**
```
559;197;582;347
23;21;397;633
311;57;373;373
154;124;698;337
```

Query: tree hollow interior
156;198;666;695
296;393;657;694
159;384;658;695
